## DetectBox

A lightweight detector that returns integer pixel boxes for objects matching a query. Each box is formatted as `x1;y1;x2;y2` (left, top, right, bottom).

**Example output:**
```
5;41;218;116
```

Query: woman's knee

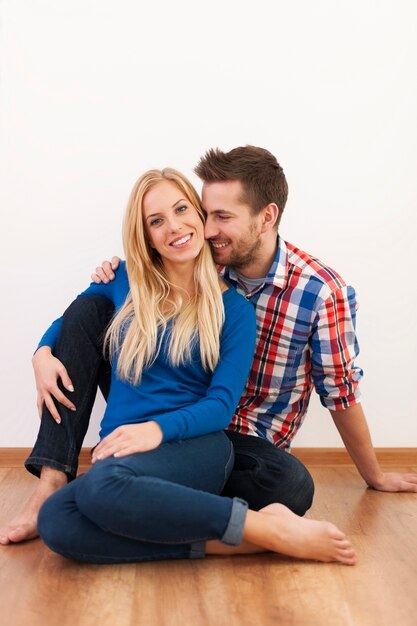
38;491;73;555
75;460;132;519
62;295;114;336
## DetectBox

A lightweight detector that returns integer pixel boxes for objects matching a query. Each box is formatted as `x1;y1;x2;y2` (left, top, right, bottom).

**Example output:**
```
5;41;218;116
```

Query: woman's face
142;180;205;270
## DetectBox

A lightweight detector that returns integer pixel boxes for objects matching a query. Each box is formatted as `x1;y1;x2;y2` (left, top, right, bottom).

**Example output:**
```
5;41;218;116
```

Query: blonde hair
105;168;225;384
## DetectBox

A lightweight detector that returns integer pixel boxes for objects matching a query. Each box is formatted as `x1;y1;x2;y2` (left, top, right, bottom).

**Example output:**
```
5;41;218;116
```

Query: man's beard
211;224;262;271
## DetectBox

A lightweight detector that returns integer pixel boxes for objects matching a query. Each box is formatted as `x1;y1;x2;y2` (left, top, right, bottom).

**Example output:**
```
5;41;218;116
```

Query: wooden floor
1;463;417;626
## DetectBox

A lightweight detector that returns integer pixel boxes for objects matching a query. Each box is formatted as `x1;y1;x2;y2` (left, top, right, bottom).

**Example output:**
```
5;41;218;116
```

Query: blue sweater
38;262;256;442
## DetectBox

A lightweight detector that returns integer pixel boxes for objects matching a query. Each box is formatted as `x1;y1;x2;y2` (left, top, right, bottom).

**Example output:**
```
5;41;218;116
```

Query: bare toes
336;545;357;564
0;535;11;545
0;521;39;544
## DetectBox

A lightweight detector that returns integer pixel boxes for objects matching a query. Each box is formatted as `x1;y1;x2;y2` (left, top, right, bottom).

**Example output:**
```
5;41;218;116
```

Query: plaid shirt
222;238;363;448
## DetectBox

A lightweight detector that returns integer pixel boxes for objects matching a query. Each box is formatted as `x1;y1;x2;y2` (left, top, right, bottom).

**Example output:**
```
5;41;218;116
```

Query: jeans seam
46;542;197;563
96;523;218;545
221;439;235;491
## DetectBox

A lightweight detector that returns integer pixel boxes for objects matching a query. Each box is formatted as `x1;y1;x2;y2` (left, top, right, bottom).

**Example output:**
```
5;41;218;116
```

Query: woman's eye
176;205;187;213
150;218;162;226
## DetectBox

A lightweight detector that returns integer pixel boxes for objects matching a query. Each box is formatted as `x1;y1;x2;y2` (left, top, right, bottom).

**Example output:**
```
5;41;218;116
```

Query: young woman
33;168;355;565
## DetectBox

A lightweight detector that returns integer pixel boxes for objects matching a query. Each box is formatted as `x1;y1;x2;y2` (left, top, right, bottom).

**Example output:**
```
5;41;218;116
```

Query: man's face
201;180;263;270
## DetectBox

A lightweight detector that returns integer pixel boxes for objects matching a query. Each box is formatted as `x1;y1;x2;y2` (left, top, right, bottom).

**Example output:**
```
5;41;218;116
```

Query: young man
194;147;416;495
1;146;416;546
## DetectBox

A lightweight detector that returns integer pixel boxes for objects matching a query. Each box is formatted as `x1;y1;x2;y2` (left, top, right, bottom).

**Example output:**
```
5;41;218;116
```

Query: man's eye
218;215;230;221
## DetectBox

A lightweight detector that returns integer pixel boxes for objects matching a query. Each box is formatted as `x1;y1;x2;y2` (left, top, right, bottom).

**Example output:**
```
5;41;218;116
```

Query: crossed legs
37;435;356;565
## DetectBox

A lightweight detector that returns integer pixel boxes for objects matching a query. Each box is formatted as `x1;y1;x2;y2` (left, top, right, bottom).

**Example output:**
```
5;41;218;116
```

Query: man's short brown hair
194;145;288;226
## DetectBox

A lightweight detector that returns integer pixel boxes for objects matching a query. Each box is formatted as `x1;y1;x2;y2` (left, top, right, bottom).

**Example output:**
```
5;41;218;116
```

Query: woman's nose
167;216;183;232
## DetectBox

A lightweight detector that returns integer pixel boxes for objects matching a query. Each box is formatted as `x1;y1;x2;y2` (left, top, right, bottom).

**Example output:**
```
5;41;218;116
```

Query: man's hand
330;405;417;493
91;422;164;462
368;472;417;493
91;256;121;284
32;346;76;423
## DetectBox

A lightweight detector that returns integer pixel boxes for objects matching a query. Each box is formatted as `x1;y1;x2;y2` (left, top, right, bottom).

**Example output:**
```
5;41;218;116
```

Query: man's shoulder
284;240;347;293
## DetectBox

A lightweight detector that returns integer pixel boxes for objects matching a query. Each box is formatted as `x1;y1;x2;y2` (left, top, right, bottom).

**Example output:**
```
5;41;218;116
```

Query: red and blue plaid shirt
222;238;363;448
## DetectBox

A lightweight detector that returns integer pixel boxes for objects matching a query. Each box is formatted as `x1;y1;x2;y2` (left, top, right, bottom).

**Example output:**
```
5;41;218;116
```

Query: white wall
1;0;416;448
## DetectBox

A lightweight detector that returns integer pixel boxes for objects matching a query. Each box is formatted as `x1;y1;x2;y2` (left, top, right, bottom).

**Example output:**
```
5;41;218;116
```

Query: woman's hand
91;422;164;462
32;346;76;423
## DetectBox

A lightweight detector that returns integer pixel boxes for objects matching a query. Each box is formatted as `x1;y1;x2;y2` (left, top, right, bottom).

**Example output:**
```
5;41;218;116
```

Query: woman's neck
164;261;196;299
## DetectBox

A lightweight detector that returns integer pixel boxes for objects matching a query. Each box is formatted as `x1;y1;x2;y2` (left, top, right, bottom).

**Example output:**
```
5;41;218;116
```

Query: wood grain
1;464;416;626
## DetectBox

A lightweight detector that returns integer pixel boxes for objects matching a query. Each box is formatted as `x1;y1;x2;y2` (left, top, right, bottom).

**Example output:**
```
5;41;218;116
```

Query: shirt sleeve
153;294;257;442
310;284;363;410
37;264;126;350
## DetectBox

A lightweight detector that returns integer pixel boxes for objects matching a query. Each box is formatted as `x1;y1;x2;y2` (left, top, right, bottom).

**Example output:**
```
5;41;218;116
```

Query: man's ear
260;203;279;233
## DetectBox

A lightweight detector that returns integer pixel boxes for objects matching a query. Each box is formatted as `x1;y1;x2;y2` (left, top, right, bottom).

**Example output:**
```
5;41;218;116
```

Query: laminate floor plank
1;465;416;626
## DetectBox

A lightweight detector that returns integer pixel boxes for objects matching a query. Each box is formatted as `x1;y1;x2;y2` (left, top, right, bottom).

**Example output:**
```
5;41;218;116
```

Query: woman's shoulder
222;285;254;317
221;286;256;346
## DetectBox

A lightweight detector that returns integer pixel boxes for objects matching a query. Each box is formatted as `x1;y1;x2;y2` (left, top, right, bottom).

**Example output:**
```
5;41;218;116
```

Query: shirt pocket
246;341;300;396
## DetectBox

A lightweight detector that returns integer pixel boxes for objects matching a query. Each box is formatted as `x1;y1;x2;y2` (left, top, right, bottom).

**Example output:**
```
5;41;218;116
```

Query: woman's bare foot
207;503;357;565
0;467;67;545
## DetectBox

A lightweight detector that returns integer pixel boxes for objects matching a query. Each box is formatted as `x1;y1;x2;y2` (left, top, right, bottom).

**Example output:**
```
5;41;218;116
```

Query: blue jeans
223;431;314;515
38;432;248;563
26;295;114;480
28;294;313;559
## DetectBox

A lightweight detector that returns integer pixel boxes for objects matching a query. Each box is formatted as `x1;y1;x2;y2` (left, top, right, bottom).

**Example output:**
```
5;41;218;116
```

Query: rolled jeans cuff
220;497;248;546
189;541;206;559
25;455;76;481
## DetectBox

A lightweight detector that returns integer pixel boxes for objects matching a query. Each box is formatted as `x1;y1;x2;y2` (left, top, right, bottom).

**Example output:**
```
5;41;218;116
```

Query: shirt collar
222;236;288;291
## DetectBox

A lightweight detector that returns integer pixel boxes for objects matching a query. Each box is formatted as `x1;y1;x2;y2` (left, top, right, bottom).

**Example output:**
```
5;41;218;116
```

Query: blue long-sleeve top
38;262;256;442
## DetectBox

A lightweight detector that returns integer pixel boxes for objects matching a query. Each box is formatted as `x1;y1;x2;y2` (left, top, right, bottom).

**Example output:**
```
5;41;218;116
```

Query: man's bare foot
207;503;357;565
0;467;67;545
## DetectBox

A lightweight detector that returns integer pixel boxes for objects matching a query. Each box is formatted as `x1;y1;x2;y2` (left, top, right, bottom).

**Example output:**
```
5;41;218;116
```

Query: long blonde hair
105;168;225;384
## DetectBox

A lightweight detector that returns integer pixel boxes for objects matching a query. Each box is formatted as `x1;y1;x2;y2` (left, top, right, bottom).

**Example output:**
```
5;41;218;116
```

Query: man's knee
258;455;314;515
284;459;315;515
223;445;315;515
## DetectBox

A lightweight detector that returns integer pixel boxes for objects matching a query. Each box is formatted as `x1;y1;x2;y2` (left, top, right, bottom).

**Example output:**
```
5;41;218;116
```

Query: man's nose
204;218;218;240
